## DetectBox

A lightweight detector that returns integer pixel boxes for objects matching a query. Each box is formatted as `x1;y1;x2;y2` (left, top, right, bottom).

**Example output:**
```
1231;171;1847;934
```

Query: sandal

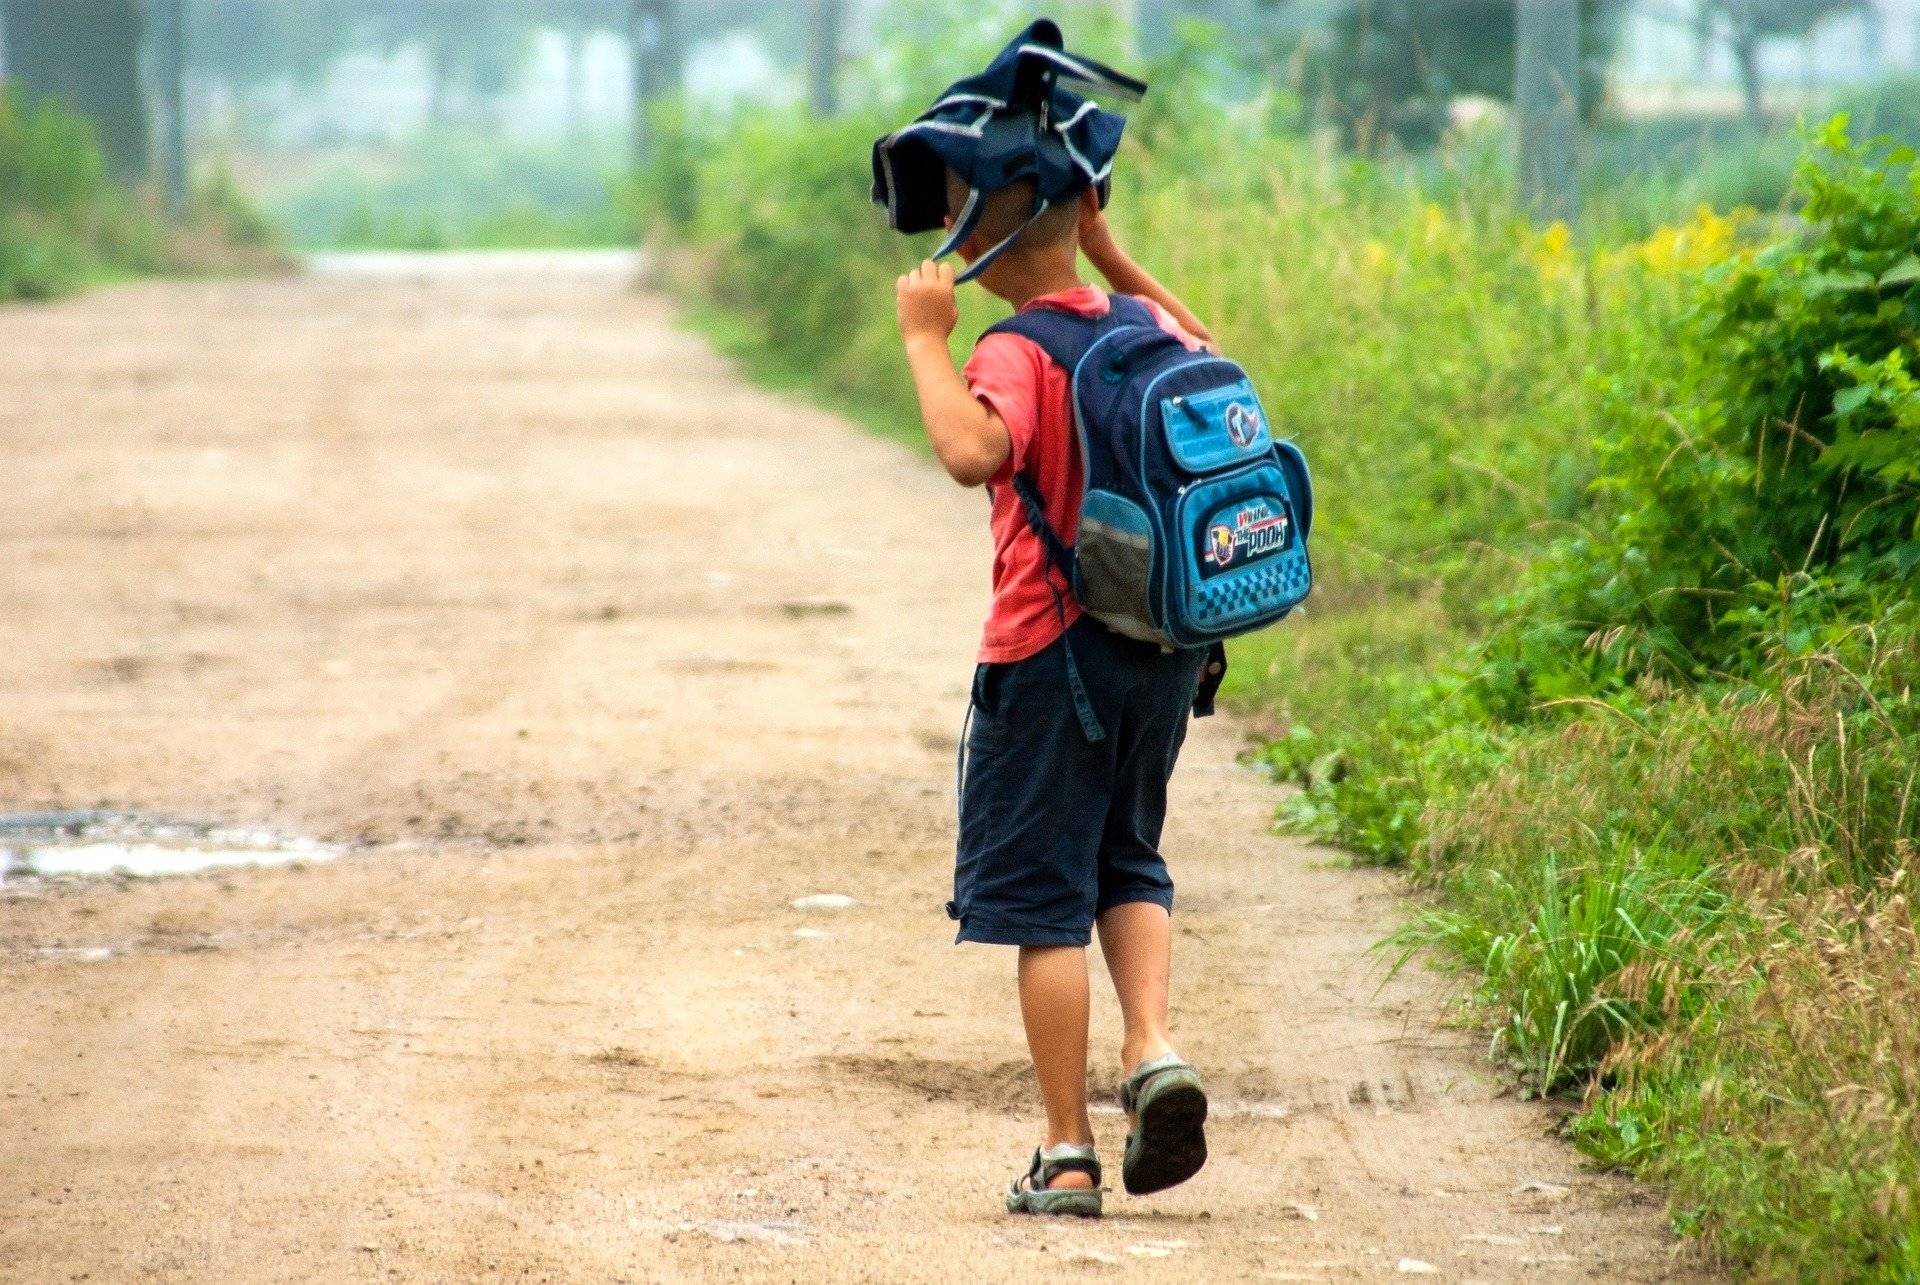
1120;1054;1209;1195
1005;1142;1103;1218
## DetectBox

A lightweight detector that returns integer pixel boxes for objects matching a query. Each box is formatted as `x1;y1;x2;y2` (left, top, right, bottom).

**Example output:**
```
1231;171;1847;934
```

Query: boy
878;23;1222;1219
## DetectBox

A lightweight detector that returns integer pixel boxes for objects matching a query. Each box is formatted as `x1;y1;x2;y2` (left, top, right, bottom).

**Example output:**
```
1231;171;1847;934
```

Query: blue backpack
988;296;1313;735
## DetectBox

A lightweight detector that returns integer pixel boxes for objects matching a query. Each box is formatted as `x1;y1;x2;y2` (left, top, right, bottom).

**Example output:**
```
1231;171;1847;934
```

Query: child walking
873;20;1227;1218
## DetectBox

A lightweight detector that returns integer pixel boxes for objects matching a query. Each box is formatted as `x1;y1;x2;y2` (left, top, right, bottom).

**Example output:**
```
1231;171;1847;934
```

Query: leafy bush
0;86;280;300
1491;120;1920;695
0;86;122;297
1388;129;1920;1276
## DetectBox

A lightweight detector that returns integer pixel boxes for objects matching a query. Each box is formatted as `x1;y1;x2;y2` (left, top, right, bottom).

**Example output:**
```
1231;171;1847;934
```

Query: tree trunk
807;0;842;117
0;0;151;181
564;22;586;139
427;37;451;126
1515;0;1581;223
155;0;187;221
1725;1;1766;128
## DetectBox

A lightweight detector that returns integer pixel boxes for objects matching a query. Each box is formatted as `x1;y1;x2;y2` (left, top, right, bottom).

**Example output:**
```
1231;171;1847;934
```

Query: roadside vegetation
0;88;282;302
641;20;1920;1276
260;130;638;251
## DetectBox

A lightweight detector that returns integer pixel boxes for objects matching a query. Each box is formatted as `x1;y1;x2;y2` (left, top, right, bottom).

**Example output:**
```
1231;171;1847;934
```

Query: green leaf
1832;384;1874;418
1880;255;1920;289
1805;270;1878;294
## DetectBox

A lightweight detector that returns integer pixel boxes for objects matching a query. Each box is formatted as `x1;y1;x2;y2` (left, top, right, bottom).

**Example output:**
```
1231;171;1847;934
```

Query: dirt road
0;259;1696;1281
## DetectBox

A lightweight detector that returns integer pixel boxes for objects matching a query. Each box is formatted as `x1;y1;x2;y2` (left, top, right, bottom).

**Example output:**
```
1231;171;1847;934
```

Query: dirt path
0;259;1698;1282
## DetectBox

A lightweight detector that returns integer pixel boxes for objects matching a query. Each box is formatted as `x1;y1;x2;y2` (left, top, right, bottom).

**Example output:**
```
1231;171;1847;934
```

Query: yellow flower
1363;239;1392;275
1629;205;1747;275
1637;224;1682;273
1530;220;1577;284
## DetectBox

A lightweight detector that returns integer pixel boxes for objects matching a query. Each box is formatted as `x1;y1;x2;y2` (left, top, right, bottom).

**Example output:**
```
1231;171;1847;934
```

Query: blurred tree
562;15;589;137
1312;0;1629;150
539;0;632;137
188;0;366;93
1138;0;1307;59
808;0;844;116
1700;0;1866;127
358;2;541;125
1515;0;1579;221
0;0;148;179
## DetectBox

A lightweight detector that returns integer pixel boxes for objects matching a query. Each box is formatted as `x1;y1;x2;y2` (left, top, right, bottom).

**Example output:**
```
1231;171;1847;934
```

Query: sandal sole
1124;1072;1209;1196
1007;1191;1103;1218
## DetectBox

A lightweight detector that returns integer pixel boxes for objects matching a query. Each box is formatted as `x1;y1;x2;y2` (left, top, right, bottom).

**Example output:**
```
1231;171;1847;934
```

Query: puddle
0;815;338;883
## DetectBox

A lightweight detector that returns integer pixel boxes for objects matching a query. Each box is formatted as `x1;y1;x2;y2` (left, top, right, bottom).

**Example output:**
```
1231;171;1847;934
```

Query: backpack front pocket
1169;464;1312;642
1159;379;1274;475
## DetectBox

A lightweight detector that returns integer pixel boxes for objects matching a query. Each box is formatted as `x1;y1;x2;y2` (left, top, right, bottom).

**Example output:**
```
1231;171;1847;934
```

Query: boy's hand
897;260;959;346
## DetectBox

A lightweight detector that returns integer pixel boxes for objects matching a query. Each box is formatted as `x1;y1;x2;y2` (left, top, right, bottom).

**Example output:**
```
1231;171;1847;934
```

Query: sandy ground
0;259;1704;1282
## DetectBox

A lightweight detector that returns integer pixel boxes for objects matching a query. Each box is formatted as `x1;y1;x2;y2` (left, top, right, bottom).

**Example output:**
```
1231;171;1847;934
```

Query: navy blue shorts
947;616;1209;947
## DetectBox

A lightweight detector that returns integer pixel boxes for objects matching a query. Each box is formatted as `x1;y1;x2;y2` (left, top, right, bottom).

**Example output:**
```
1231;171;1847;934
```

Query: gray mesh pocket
1077;491;1166;644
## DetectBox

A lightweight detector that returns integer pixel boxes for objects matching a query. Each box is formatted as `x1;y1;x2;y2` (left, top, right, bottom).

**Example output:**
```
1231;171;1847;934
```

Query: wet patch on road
0;812;339;884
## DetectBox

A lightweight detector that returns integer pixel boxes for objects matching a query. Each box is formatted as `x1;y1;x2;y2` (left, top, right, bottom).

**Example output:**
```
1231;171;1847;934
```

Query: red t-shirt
963;286;1202;664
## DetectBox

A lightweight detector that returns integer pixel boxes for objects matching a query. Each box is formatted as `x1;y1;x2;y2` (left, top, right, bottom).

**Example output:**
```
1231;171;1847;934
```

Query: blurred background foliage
4;0;1920;1275
5;0;1918;263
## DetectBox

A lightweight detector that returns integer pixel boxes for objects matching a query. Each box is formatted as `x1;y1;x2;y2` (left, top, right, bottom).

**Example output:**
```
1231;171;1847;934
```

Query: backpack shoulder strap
981;293;1158;376
976;298;1161;748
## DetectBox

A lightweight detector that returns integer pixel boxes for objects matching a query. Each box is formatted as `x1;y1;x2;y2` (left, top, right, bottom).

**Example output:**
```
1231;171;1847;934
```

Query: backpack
988;295;1314;662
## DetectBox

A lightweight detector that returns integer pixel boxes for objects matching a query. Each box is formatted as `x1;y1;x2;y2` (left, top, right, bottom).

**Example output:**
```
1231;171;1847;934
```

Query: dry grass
1411;636;1920;1275
1597;862;1920;1279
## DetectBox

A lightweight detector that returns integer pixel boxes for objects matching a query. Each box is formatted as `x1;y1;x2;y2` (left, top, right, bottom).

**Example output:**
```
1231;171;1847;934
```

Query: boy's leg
1092;638;1208;1074
1095;901;1176;1076
1017;944;1095;1188
1090;640;1211;1196
951;623;1133;1199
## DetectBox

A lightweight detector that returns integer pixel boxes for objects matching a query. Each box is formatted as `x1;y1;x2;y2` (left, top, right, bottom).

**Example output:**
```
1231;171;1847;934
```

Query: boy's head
940;169;1091;303
871;20;1145;285
940;171;1082;257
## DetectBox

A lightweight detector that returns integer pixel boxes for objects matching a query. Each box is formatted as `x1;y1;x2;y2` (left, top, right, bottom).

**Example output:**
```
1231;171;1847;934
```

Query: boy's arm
1078;202;1217;350
896;260;1011;488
